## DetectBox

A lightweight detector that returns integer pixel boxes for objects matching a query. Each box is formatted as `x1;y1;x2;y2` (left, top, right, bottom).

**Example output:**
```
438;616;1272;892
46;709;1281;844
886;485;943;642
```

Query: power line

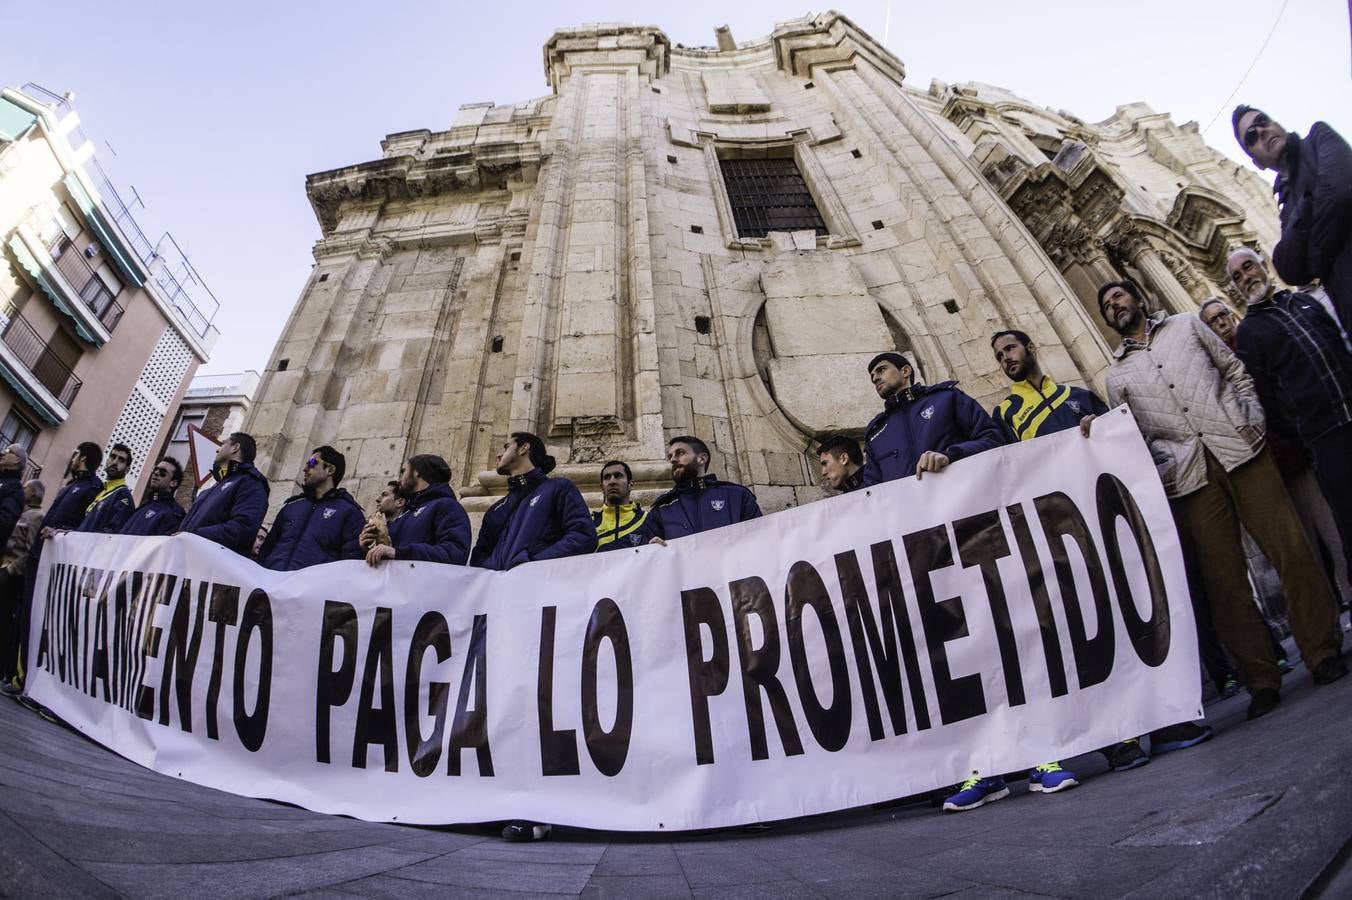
1202;0;1291;135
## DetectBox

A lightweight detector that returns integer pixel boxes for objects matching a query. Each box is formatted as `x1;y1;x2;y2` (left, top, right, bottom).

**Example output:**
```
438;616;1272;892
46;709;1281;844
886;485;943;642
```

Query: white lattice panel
108;328;193;487
138;330;193;407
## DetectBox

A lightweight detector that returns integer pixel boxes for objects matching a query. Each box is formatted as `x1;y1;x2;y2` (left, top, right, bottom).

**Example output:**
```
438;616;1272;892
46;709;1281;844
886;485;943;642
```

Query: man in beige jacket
1098;280;1345;720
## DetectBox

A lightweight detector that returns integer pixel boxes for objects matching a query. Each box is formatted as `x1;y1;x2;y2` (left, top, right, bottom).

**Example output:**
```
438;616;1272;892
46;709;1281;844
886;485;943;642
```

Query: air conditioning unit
84;242;101;259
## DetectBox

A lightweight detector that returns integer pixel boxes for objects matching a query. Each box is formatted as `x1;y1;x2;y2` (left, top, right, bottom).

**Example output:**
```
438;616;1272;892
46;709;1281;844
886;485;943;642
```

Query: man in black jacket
0;444;27;554
1229;247;1352;589
816;435;864;494
1233;106;1352;329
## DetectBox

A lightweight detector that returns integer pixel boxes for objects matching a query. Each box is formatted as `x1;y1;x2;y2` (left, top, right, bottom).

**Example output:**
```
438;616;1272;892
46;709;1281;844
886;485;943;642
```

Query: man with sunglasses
121;458;186;536
1233;105;1352;332
257;446;363;570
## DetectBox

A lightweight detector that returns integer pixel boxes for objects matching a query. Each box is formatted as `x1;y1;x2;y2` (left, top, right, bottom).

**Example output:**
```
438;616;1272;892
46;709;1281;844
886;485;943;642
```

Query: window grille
718;157;827;239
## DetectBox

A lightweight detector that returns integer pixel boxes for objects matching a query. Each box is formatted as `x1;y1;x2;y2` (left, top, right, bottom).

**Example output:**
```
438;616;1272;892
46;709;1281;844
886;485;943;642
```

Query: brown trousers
1171;447;1341;692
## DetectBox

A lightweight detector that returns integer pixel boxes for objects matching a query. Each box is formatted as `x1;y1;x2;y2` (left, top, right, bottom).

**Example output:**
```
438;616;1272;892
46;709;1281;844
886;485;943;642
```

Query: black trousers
1311;423;1352;602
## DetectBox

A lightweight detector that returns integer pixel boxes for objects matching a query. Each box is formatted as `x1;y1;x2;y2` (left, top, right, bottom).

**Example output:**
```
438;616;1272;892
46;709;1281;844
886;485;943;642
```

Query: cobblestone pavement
1;638;1350;899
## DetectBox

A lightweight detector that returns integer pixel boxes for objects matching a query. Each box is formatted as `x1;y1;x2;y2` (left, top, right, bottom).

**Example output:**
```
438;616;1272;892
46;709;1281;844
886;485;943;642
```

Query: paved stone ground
2;639;1350;899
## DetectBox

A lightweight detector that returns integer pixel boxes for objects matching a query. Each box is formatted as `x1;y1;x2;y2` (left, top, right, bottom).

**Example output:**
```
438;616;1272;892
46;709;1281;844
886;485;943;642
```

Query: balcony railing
0;308;82;408
153;233;219;339
85;157;154;265
49;237;123;333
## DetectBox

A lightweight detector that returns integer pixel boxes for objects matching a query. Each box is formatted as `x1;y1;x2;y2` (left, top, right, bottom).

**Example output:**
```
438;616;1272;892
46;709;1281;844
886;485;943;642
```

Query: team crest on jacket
530;495;541;507
144;510;155;519
323;508;335;519
920;405;935;419
711;499;725;511
1069;399;1082;414
413;507;424;517
628;533;642;546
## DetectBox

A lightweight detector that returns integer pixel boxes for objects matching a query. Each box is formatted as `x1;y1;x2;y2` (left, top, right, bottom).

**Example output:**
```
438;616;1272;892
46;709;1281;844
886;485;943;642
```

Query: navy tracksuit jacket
647;475;762;540
862;381;1005;486
120;492;186;537
470;469;597;570
180;461;270;556
76;483;135;534
387;482;473;566
259;487;365;571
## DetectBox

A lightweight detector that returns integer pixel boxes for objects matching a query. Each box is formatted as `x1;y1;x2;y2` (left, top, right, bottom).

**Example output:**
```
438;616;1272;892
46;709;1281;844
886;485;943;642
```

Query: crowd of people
0;105;1348;839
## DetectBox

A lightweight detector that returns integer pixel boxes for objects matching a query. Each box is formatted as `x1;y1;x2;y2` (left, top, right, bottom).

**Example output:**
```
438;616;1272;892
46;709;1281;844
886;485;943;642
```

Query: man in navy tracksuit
361;454;471;566
179;432;270;557
646;435;761;541
259;446;364;571
817;435;865;494
471;432;596;572
76;443;135;534
121;458;186;537
472;432;595;845
861;352;1004;487
12;441;104;686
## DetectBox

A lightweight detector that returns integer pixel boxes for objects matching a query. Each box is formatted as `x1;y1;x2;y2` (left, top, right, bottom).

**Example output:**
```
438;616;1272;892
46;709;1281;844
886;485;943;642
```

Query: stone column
511;26;667;462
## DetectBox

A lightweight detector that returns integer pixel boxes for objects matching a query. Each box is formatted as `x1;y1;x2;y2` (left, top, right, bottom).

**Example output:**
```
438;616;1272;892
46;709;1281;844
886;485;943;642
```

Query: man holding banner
861;352;1004;486
259;446;364;571
361;454;471;567
1099;280;1346;720
646;436;761;542
75;443;135;534
593;461;649;552
179;432;270;558
991;329;1213;776
120;458;186;537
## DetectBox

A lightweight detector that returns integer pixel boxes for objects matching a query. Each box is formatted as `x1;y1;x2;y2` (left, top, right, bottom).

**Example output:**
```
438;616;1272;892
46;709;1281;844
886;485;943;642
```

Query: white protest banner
25;407;1200;831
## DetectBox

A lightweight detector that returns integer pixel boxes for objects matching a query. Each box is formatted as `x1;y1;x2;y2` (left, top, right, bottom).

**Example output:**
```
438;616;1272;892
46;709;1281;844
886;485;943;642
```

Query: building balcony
0;306;81;425
6;219;115;347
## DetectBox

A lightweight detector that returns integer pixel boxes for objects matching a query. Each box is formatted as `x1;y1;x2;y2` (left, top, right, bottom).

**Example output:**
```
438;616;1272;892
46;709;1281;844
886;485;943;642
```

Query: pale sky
5;1;1349;376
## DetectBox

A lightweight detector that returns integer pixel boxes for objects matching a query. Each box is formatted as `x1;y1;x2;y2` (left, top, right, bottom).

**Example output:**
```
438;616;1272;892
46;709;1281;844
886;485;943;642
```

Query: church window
718;157;827;239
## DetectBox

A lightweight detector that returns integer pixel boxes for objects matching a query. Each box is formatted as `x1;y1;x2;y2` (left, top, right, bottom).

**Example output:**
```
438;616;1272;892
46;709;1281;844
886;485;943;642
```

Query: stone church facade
244;12;1280;518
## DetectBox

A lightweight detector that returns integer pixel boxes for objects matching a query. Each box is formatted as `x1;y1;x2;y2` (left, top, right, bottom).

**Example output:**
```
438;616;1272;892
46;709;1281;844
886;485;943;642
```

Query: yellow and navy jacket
993;376;1109;443
593;501;649;553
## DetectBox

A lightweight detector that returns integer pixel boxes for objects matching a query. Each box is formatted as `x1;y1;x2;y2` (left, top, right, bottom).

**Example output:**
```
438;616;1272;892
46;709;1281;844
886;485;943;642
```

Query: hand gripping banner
26;408;1200;831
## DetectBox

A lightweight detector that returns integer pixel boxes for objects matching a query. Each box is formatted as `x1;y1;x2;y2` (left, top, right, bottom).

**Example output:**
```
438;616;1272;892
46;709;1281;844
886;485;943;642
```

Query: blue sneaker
942;775;1008;812
1028;761;1078;794
1150;722;1213;755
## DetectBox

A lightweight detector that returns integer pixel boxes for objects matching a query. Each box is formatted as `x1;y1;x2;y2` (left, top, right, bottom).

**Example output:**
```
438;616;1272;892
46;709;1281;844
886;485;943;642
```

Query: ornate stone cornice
543;24;670;93
305;141;544;235
771;11;905;83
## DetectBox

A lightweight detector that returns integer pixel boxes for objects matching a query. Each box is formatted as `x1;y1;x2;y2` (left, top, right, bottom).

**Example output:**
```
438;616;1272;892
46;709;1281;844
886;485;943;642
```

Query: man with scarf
76;443;135;534
593;460;650;552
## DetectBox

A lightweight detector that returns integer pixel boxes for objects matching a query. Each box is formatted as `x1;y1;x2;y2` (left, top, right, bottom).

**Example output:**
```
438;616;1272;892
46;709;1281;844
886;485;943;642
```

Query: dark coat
862;381;1006;486
120;492;186;536
258;487;365;571
1272;123;1352;328
43;472;103;531
1235;289;1352;445
470;469;597;570
0;475;24;553
387;482;472;566
76;483;135;534
179;461;270;556
648;475;762;540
